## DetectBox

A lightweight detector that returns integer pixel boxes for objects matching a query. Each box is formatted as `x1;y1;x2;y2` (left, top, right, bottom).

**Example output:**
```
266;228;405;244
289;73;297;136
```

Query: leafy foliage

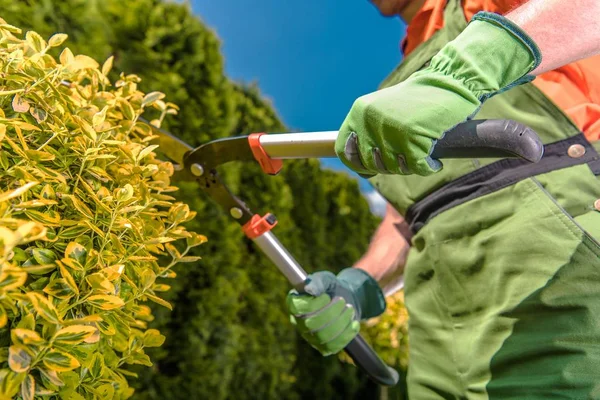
0;21;203;399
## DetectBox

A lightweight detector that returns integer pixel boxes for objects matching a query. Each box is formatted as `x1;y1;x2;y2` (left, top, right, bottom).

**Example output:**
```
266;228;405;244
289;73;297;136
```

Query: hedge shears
149;119;543;387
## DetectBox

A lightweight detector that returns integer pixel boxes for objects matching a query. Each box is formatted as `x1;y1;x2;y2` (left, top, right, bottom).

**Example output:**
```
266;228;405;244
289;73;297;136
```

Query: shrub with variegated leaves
0;19;205;399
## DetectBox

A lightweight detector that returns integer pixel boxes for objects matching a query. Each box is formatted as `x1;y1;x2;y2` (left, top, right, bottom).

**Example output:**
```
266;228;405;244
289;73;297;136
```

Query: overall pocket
411;177;600;396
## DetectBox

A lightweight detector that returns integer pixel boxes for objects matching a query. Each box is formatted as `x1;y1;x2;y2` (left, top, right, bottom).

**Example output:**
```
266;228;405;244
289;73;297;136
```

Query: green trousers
403;163;600;398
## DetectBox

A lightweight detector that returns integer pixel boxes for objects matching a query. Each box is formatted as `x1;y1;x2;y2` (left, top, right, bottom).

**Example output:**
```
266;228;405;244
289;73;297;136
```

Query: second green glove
287;268;386;356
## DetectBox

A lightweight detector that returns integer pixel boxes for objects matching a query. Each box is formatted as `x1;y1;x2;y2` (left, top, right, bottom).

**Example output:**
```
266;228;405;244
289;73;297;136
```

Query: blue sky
190;0;408;215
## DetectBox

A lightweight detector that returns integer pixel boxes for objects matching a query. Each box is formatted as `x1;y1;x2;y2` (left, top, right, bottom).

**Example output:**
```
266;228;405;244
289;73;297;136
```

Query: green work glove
335;12;542;176
286;268;386;356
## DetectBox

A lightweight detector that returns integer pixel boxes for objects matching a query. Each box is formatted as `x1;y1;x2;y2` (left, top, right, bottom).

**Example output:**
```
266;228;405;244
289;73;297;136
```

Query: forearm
506;0;600;75
354;203;410;295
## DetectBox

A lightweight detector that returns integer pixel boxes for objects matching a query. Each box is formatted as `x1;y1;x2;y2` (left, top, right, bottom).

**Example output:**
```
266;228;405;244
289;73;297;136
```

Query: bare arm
354;203;410;296
507;0;600;75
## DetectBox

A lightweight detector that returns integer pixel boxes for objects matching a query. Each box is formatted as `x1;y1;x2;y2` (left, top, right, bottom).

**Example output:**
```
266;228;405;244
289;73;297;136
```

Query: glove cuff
337;268;386;320
472;11;542;72
425;11;541;100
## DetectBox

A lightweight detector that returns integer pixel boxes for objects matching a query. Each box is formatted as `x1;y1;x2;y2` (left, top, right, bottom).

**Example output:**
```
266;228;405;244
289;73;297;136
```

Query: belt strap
403;134;600;238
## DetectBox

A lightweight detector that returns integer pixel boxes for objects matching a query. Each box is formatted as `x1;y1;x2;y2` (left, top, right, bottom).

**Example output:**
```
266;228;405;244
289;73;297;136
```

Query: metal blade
142;118;193;167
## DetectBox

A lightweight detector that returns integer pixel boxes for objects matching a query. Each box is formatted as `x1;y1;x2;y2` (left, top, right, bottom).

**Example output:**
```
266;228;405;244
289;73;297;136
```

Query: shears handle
256;119;543;163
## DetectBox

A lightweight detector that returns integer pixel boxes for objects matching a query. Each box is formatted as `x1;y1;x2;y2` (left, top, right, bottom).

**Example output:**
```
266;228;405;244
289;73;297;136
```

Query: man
287;0;600;398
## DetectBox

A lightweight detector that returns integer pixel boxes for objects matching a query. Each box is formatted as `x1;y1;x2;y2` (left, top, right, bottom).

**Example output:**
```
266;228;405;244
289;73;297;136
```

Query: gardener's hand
286;268;385;356
335;12;541;177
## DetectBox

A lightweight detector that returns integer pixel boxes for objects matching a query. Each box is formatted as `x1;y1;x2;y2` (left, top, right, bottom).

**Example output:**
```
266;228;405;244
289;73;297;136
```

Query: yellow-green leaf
25;148;54;162
115;184;134;202
0;369;26;398
143;329;165;348
185;232;208;247
59;47;74;65
0;88;25;96
20;263;56;275
0;182;38;203
145;294;172;310
64;242;87;265
96;319;116;336
59;264;78;294
142;91;165;107
58;225;89;240
0;267;27;291
86;273;115;293
8;346;31;373
87;295;124;310
29;107;47;123
31;248;56;264
72;54;99;70
126;351;152;367
62;315;102;325
92;106;108;130
48;33;67;47
87;353;104;379
53;325;96;345
42;350;79;372
24;209;60;226
139;269;155;290
0;306;6;329
101;55;114;76
152;284;171;292
11;329;44;346
137;144;159;162
38;368;63;387
16;314;35;331
71;115;96;141
15;199;58;208
27;293;60;324
12;94;30;113
0;23;21;34
16;221;47;242
103;264;124;281
43;278;76;299
20;374;34;400
119;99;135;120
96;383;114;400
178;256;202;263
25;31;46;53
39;184;55;200
61;194;93;219
59;257;84;271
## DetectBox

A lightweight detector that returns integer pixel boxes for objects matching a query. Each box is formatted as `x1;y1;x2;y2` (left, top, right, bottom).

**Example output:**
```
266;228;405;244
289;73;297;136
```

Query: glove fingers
321;319;361;356
302;305;356;353
345;132;411;176
338;132;377;177
343;132;368;172
296;296;348;333
287;293;331;315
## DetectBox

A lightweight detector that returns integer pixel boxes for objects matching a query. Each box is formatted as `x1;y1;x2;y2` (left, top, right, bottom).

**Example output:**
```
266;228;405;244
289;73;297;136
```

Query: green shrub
0;21;202;399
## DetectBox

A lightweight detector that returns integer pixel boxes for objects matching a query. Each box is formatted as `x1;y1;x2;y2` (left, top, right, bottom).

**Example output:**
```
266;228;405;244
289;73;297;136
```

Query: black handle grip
345;335;399;386
431;119;544;162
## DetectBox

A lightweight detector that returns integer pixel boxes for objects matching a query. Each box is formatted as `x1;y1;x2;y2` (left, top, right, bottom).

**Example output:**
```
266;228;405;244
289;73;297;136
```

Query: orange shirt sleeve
402;0;600;142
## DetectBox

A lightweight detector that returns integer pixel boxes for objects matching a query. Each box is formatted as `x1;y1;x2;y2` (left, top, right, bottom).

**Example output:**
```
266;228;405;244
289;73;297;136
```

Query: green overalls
370;0;600;398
